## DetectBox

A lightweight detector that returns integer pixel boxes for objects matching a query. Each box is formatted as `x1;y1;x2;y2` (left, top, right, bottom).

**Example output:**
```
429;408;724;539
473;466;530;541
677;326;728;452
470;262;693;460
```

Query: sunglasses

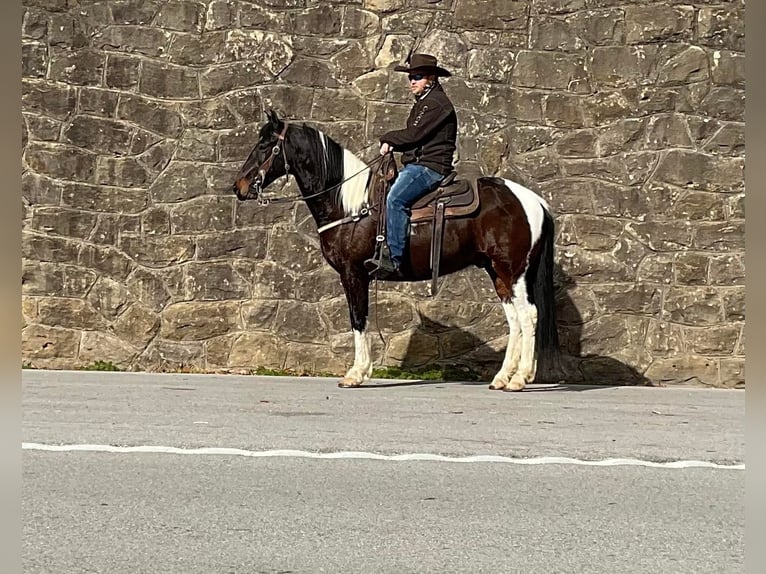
408;74;426;82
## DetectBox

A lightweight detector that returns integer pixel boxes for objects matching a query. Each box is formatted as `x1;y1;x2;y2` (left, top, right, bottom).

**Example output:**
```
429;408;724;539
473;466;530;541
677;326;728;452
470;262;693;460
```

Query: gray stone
531;17;583;51
155;0;203;32
87;277;132;320
467;48;514;82
709;255;744;286
22;43;47;77
111;1;163;25
112;302;159;348
273;301;327;343
694;221;745;252
703;123;745;156
624;5;694;43
24;113;61;142
23;324;80;360
331;41;375;84
105;54;142;89
281;58;342;88
94;156;153;187
684;325;740;355
22;261;65;296
149;162;209;203
197;228;268;261
79;88;119;117
77;244;134;281
698;6;745;51
720;358;744;388
96;25;170;57
674;253;710;285
644;355;719;387
657;46;710;87
25;143;97;182
30;207;97;240
48;48;105;85
700;87;745;122
161;301;240;342
654;150;744;192
565;8;624;45
711;51;745;88
163;31;226;66
514;51;589;92
626;220;694;252
59;181;147;214
205;0;236;31
663;287;723;325
63;116;135;155
139;60;199;99
454;0;528;30
311;90;366;122
185;262;252;301
79;331;137;367
228;332;286;370
169;196;235;234
119;235;195;269
37;297;105;330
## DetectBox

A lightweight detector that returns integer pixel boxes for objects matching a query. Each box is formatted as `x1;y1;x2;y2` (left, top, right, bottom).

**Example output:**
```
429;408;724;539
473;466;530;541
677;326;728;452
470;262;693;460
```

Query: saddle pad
410;178;479;224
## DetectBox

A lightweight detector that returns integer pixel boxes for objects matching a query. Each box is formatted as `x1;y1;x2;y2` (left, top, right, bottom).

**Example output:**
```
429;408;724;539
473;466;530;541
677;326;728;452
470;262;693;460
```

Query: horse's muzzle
234;176;261;201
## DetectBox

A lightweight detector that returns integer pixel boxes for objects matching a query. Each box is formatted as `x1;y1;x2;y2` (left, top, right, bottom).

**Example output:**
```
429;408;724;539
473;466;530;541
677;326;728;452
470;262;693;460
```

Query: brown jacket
379;83;457;176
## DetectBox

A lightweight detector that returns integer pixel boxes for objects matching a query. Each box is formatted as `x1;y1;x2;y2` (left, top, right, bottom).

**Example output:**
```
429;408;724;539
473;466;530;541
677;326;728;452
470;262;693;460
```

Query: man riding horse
364;53;458;280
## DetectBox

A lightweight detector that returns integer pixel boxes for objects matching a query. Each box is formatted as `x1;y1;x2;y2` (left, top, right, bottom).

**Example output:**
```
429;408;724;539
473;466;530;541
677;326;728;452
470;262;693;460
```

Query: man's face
408;73;432;96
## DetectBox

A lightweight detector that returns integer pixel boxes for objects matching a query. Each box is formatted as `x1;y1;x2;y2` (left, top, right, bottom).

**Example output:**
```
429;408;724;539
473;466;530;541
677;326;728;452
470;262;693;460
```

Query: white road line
22;443;744;470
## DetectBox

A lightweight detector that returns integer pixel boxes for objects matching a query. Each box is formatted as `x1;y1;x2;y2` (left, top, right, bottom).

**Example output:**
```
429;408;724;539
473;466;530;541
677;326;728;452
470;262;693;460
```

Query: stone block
25;143;97;182
111;0;163;25
169;196;235;234
205;0;236;31
311;90;366;122
23;8;48;40
22;261;64;296
565;8;624;45
60;181;148;214
63;115;135;155
161;301;240;341
654;150;744;193
125;268;171;312
709;255;744;286
22;43;47;78
624;5;694;43
155;0;203;32
342;7;379;38
149;162;209;203
23;325;80;360
79;88;119;117
79;331;137;367
454;0;528;31
119;235;194;269
531;17;583;51
467;48;514;82
94;157;153;187
645;320;684;357
273;301;327;343
557;247;636;283
644;114;693;149
252;262;298;300
513;51;589;92
37;297;105;330
663;287;723;325
698;6;745;51
703;124;744;156
281;58;342;89
139;60;199;99
644;355;719;387
95;25;170;56
48;48;105;85
711;50;744;87
105;54;141;89
77;244;133;281
657;46;710;86
626;221;693;252
228;332;287;369
29;207;97;240
719;358;744;388
24;114;62;142
684;325;740;355
722;287;745;321
185;262;252;301
674;253;710;285
700;87;744;122
554;130;597;157
196;228;269;260
112;303;159;348
87;277;132;320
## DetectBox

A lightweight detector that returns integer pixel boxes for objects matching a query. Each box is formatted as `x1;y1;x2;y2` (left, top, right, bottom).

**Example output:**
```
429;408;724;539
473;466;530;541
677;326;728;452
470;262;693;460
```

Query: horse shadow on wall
387;264;650;389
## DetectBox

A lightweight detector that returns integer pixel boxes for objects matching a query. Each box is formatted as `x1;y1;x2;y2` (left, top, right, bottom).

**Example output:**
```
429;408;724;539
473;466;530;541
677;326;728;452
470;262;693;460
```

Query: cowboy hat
393;53;451;77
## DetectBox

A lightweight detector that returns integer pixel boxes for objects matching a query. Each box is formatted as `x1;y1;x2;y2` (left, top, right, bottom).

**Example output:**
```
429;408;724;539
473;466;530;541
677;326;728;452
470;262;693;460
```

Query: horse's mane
294;123;370;216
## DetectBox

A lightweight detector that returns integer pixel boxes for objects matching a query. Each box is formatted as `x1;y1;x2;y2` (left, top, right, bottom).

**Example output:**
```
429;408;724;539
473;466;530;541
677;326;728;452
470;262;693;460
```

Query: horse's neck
289;161;344;228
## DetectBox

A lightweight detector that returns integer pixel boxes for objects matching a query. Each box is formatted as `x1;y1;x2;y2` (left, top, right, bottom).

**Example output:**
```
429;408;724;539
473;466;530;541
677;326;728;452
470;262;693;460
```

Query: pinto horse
232;110;561;391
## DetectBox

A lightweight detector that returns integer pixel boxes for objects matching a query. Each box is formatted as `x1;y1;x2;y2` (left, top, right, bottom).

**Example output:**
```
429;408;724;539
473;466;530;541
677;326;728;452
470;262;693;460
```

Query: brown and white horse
232;110;561;390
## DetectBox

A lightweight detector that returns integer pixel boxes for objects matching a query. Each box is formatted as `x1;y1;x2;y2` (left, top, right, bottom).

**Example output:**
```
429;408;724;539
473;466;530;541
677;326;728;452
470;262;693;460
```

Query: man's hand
380;142;392;156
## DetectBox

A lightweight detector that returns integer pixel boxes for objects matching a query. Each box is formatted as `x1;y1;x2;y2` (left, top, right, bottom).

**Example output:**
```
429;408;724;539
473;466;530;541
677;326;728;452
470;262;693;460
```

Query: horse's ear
265;109;281;129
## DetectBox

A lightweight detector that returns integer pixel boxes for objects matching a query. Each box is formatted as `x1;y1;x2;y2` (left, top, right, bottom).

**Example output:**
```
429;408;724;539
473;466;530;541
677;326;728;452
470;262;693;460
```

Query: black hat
393;53;451;77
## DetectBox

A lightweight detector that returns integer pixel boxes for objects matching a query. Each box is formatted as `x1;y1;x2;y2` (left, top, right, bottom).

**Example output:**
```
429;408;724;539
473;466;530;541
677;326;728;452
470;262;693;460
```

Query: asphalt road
23;371;745;573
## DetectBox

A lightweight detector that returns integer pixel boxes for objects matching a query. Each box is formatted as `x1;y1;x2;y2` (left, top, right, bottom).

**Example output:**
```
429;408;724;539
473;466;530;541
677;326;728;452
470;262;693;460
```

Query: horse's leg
337;268;373;388
485;264;523;391
508;275;538;391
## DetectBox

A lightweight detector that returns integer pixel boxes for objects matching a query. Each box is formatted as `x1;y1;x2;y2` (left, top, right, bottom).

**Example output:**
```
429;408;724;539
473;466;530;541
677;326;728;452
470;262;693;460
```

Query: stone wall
21;0;745;387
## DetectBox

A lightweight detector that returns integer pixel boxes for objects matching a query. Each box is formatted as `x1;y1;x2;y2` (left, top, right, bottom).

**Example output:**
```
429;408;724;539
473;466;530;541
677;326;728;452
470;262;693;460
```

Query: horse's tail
530;207;562;382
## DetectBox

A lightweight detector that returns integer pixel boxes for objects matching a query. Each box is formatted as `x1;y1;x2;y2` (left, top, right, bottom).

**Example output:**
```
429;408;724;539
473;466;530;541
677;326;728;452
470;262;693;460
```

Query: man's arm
380;101;451;151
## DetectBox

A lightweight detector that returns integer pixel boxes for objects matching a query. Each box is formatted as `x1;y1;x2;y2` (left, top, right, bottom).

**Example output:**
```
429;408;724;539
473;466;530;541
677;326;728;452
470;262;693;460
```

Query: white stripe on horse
340;149;370;216
502;178;550;247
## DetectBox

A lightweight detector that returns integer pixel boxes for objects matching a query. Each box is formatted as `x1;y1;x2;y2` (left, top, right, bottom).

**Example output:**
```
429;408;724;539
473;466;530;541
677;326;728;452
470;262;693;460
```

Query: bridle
237;122;290;203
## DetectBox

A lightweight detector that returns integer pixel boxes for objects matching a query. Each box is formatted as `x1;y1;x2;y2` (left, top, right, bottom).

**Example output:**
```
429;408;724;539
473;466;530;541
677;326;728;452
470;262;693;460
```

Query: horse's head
232;109;289;201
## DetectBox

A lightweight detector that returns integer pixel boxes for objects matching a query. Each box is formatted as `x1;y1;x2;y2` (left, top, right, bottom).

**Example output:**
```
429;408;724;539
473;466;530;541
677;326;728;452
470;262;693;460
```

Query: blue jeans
385;163;444;266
